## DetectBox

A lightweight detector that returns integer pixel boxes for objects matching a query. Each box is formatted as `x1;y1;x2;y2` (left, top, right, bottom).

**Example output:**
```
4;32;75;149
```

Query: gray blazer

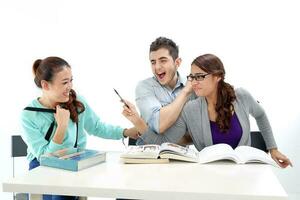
137;88;277;151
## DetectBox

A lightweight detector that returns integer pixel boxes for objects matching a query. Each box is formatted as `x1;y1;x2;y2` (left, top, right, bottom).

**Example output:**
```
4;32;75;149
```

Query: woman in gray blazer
123;54;292;168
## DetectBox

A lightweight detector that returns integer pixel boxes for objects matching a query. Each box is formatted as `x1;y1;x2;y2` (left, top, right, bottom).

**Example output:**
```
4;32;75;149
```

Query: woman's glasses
187;73;210;81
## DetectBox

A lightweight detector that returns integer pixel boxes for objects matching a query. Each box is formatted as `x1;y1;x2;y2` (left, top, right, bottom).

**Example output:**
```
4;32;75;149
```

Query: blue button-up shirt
135;73;186;133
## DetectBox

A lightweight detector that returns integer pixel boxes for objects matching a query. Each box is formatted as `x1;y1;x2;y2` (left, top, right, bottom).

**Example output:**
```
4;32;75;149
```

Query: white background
0;0;299;199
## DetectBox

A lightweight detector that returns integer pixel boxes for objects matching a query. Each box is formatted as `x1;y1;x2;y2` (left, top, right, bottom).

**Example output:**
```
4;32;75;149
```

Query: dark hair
192;54;236;133
150;37;179;60
32;56;85;123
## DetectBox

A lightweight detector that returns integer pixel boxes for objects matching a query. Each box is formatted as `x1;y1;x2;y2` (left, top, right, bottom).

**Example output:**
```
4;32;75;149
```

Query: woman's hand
54;105;70;129
123;128;140;140
52;105;70;144
270;148;293;168
122;100;148;133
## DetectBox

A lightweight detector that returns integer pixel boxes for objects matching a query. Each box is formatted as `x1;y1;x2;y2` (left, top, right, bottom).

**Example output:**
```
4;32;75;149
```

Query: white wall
1;0;299;199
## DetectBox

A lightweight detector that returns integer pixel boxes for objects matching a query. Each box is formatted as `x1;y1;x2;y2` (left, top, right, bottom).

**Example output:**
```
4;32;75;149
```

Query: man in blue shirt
131;37;193;144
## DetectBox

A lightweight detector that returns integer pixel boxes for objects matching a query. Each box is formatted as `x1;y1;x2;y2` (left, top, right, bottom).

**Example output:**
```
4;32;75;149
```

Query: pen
113;88;130;108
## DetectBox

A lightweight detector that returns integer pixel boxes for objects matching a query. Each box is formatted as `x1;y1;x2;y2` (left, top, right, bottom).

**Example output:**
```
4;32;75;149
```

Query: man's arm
158;83;192;133
135;81;162;133
136;113;188;145
122;100;192;146
136;80;192;134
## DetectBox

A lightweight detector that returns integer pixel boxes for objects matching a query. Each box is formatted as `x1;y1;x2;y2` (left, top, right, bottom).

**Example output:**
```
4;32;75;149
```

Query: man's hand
122;100;148;133
182;80;193;95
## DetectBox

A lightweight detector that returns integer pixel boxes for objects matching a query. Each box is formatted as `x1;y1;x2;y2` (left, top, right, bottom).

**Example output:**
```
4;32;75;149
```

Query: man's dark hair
150;37;179;60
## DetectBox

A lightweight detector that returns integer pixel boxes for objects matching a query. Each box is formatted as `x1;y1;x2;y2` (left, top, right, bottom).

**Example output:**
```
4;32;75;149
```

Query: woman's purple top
210;112;242;149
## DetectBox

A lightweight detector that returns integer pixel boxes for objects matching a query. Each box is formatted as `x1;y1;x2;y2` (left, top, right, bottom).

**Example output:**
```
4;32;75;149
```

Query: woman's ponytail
33;59;42;88
215;80;236;132
64;89;85;123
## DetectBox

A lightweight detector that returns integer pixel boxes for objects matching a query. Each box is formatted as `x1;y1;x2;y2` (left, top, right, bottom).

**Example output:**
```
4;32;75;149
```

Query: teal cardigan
21;95;124;161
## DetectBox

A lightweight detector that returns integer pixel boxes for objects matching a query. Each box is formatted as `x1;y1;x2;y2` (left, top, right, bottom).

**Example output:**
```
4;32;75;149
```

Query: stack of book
40;148;106;171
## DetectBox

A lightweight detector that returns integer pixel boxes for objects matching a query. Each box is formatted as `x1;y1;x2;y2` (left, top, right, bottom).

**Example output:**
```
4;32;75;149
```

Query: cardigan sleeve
237;88;277;149
20;111;66;161
79;96;124;140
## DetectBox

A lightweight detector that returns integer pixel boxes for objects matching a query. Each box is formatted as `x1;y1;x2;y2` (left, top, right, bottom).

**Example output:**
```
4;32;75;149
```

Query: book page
43;148;77;158
59;150;86;160
234;146;278;166
120;145;161;159
66;150;102;161
198;143;240;164
159;143;199;159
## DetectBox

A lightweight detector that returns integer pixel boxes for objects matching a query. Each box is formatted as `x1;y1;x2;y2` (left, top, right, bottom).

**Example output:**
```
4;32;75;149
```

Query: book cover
40;148;106;171
122;157;170;164
120;143;198;164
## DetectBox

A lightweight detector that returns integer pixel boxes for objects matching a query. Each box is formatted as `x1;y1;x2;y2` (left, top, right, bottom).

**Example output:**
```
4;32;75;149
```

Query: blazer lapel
200;98;213;146
233;100;250;146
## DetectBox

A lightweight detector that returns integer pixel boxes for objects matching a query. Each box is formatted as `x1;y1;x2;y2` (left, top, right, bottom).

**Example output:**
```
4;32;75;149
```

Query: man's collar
177;72;186;87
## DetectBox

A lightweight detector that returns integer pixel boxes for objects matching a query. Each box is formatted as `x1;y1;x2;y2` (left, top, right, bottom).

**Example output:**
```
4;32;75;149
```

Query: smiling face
42;66;73;105
190;64;220;97
149;48;181;89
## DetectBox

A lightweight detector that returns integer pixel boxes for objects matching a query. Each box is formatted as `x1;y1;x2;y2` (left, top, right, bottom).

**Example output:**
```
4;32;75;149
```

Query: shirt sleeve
239;88;277;149
135;80;161;133
80;97;124;140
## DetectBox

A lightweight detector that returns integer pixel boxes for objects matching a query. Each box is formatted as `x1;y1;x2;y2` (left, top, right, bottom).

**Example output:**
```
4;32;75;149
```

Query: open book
198;143;278;167
121;143;278;167
120;142;199;164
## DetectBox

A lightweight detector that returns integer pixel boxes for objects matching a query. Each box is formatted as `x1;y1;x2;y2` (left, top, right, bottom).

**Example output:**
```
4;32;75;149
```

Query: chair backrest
250;131;267;152
11;136;28;200
128;138;137;146
11;135;27;157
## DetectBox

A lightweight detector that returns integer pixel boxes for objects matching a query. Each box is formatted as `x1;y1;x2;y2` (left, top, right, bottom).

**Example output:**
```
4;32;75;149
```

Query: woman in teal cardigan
21;56;139;200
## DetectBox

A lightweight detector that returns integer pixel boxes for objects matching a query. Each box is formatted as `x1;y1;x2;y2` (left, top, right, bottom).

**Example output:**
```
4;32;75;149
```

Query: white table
2;152;288;200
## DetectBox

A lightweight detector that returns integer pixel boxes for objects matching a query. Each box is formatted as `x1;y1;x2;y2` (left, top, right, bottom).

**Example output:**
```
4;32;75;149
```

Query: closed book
122;157;170;164
40;148;106;171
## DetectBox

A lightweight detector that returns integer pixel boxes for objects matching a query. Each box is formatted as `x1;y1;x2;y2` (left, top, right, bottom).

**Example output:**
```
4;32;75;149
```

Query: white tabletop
2;152;288;200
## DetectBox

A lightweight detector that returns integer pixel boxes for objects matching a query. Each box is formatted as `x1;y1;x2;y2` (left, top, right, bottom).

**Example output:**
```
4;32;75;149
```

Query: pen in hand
113;88;130;108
